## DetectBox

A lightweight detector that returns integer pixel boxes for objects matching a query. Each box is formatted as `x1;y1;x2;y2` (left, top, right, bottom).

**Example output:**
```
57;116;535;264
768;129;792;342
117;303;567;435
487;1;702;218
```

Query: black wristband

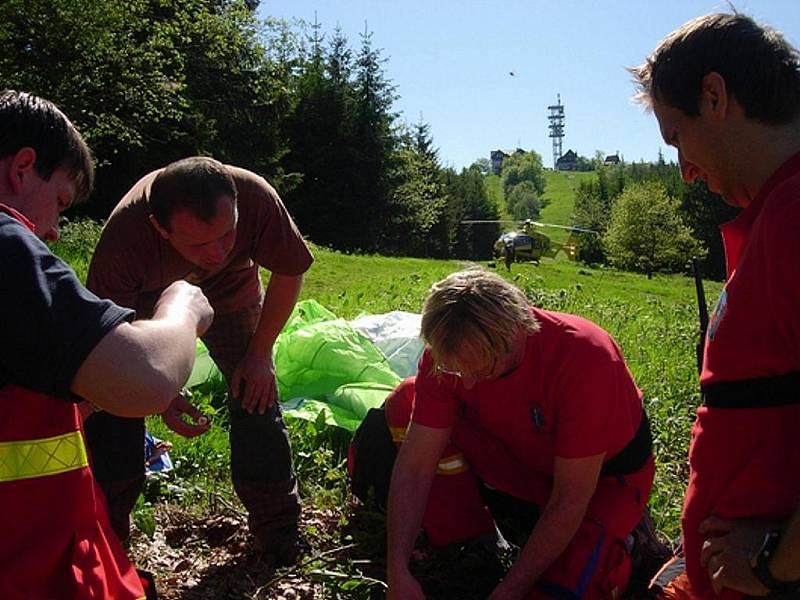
752;529;800;595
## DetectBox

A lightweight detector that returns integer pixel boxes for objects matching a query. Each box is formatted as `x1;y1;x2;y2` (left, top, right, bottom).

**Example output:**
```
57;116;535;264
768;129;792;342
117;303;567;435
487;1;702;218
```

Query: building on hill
555;149;578;171
604;153;621;166
490;148;526;174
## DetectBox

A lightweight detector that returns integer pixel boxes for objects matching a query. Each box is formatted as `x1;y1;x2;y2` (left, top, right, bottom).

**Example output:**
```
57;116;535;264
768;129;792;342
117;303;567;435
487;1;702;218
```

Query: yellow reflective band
0;430;88;483
389;426;407;443
436;453;468;475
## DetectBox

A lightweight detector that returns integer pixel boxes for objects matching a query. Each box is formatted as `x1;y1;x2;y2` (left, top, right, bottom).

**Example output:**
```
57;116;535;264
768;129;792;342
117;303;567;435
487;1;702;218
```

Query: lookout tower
547;94;565;169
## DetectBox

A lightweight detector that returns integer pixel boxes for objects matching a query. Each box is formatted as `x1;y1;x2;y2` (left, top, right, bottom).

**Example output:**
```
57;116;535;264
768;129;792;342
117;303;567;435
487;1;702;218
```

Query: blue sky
260;1;799;170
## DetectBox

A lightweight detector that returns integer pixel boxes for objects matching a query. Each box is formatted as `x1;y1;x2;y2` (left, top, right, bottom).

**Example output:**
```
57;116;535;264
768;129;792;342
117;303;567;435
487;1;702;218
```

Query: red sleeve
410;350;461;429
554;358;642;460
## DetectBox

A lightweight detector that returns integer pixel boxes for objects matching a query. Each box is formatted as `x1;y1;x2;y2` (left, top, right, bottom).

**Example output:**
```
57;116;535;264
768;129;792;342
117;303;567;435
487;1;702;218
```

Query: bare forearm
496;454;602;598
72;281;212;416
387;460;434;574
72;320;197;415
500;497;587;594
248;273;302;357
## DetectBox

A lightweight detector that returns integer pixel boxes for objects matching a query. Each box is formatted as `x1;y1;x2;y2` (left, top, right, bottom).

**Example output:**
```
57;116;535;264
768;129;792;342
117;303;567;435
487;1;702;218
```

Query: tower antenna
547;94;565;169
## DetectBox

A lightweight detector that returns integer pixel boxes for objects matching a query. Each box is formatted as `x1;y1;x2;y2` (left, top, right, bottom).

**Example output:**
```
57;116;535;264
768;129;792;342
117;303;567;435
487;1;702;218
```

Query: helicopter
461;218;597;263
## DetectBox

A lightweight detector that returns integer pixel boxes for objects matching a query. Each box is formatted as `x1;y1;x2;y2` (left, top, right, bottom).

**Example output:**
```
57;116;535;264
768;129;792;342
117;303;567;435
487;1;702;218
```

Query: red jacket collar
733;151;800;231
0;202;36;233
720;152;800;277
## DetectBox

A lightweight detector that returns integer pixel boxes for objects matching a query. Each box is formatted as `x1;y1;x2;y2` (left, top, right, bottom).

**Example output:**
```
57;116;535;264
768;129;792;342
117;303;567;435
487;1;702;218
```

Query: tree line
0;0;735;272
0;0;499;258
571;156;739;279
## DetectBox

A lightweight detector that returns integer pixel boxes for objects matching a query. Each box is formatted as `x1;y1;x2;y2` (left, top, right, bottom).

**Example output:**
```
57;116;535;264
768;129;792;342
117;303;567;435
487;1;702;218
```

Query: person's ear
148;213;170;239
8;147;37;194
701;72;728;120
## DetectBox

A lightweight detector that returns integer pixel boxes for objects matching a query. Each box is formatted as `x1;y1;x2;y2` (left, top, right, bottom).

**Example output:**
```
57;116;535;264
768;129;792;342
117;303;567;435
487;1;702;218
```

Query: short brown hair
0;90;94;203
631;13;800;124
421;270;540;367
149;156;237;231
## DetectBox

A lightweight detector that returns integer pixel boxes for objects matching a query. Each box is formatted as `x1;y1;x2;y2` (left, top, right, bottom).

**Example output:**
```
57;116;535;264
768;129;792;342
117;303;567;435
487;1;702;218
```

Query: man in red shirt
386;270;654;599
632;12;800;599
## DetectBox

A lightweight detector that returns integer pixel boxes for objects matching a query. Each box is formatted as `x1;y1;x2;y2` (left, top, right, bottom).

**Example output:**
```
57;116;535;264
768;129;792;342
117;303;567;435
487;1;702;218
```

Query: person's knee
384;377;416;436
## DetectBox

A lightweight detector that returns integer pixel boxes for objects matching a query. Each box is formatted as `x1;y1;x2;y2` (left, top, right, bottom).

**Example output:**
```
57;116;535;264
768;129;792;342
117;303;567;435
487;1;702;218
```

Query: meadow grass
539;170;597;243
483;173;511;221
53;221;719;545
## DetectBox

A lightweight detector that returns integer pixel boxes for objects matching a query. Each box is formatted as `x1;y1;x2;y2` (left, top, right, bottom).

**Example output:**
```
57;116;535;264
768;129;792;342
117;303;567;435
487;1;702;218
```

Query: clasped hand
231;350;278;415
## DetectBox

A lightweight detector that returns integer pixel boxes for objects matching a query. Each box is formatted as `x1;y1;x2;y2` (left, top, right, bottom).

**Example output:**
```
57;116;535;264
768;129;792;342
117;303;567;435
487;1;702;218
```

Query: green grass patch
483;173;511;221
539;171;597;244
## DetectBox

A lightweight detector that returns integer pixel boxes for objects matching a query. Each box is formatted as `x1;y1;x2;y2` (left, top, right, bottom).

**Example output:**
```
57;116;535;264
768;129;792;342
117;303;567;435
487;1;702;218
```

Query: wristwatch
751;529;800;595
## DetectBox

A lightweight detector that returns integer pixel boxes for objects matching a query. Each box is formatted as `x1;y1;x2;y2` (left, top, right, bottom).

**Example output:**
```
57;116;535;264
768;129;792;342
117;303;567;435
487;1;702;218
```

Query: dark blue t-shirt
0;213;134;400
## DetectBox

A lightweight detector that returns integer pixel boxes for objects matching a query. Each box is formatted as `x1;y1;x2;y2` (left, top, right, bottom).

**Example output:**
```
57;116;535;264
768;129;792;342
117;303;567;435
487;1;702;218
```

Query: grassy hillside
52;223;719;597
539;170;597;226
484;170;597;247
483;173;511;221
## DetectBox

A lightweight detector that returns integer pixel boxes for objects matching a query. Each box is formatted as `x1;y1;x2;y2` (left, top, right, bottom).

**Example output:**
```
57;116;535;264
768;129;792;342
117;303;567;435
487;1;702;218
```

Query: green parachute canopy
187;300;409;432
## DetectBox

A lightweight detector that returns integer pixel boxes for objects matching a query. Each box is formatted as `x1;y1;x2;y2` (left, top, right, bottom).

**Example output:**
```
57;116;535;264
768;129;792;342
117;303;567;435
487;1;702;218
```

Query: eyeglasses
435;355;498;382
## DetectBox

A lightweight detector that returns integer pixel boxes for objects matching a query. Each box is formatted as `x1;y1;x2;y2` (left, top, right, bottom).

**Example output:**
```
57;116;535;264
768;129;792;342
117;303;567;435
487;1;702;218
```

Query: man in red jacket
0;89;213;599
633;12;800;599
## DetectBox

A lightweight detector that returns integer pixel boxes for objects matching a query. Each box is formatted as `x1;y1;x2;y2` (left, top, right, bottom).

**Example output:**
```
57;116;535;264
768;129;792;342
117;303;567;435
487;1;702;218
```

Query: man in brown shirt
85;156;313;566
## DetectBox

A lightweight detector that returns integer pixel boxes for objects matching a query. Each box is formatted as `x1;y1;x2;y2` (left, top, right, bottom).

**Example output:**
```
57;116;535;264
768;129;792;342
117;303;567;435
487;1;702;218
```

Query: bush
604;181;705;278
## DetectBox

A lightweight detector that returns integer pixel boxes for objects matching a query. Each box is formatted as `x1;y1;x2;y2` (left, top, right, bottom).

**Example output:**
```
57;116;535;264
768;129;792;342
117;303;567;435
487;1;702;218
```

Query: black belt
702;372;800;409
601;410;652;476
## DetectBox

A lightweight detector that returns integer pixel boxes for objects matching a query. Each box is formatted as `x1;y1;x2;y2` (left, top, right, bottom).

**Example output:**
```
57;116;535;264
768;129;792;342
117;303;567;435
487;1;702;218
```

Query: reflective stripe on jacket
0;384;145;600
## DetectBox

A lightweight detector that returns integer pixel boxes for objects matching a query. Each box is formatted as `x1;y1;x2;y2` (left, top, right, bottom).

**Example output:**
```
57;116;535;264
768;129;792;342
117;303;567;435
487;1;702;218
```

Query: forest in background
1;0;736;277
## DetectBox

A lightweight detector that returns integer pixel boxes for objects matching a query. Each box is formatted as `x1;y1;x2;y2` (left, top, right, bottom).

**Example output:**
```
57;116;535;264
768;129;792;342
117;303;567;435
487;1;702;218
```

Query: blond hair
421;269;539;367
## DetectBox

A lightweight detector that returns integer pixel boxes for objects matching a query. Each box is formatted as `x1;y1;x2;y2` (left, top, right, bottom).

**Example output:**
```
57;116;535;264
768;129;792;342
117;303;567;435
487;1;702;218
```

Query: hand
161;393;211;438
387;567;425;600
145;438;173;468
231;349;277;415
154;280;214;336
699;516;773;596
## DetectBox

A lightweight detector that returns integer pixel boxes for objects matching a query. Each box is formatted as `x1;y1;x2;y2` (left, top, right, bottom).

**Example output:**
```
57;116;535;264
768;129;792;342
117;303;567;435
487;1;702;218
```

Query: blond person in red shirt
386;270;654;599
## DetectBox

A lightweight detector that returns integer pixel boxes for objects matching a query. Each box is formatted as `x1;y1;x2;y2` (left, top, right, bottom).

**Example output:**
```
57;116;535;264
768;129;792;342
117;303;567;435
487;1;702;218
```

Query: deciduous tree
604;181;705;278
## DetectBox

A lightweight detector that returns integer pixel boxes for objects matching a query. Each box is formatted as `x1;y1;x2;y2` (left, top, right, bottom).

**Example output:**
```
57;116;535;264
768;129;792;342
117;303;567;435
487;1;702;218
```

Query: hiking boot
257;524;301;569
627;508;673;598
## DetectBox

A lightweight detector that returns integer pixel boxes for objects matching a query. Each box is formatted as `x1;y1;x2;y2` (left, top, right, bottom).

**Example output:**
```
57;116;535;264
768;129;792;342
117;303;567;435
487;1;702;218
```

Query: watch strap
752;529;800;595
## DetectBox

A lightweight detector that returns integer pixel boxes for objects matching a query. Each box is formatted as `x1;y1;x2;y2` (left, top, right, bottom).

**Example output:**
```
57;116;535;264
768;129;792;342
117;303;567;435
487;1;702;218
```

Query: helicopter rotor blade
461;219;598;235
460;220;518;225
530;221;598;234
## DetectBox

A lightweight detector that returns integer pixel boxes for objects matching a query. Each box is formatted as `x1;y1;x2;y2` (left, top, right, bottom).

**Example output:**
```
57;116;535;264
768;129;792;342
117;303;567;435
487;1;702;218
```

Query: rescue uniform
679;152;800;599
84;166;313;545
0;206;144;599
387;308;655;599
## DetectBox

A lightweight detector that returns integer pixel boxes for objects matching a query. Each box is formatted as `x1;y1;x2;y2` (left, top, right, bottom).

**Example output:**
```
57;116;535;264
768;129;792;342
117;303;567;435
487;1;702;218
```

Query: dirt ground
128;499;507;600
130;504;354;599
129;501;669;599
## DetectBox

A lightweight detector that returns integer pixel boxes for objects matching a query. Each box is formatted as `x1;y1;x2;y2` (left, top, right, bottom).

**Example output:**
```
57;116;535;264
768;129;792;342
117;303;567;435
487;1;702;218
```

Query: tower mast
547;94;565;169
